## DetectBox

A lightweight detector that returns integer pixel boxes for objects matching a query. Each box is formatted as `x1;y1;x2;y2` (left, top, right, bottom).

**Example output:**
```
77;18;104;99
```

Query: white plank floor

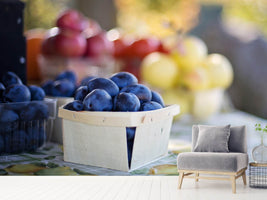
0;176;266;200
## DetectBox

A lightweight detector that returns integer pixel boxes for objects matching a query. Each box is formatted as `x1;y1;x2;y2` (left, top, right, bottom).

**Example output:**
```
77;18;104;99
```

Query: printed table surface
0;110;266;176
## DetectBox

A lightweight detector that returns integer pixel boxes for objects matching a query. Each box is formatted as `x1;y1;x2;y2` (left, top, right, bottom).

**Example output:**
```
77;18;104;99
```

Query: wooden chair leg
231;175;236;194
242;171;247;185
178;172;184;189
195;173;199;182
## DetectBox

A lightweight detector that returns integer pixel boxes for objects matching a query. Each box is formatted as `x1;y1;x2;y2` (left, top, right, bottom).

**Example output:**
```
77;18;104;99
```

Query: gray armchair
177;125;248;193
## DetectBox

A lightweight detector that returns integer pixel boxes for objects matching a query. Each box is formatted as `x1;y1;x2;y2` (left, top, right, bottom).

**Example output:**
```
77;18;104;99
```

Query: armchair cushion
177;152;248;172
193;125;231;152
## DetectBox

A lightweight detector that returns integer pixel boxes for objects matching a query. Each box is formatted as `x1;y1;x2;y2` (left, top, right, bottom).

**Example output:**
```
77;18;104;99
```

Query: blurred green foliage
23;0;70;31
224;0;267;36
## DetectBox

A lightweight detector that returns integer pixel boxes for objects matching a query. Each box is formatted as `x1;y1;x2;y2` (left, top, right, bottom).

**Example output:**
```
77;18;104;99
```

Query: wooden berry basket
58;104;180;171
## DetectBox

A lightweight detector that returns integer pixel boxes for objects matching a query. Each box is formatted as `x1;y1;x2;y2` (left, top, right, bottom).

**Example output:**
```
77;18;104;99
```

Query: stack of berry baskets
0;98;57;155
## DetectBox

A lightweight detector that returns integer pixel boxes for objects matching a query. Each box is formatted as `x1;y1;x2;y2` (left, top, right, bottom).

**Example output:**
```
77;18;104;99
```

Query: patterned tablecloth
0;110;266;176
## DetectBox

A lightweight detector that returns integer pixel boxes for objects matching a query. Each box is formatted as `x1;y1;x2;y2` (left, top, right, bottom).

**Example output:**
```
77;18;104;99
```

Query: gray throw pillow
193;125;231;152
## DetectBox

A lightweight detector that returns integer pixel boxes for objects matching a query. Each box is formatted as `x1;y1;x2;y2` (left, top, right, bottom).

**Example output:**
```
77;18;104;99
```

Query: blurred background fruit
22;0;267;120
25;29;45;81
141;52;179;90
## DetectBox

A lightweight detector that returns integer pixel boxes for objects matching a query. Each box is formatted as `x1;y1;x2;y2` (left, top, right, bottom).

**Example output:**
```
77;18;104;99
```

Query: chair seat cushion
177;152;248;172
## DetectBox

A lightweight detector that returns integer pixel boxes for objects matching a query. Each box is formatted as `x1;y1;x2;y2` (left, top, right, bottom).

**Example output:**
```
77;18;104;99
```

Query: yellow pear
203;54;234;88
141;52;179;90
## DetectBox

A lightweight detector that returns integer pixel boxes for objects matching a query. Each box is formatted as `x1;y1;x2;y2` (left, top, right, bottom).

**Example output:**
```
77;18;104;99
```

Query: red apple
53;30;87;57
41;35;57;56
83;18;102;38
128;38;161;58
56;9;89;32
85;32;114;58
113;38;132;58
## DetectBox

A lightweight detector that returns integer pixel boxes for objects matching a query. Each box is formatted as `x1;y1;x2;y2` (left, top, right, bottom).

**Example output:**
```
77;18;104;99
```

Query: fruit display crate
58;104;180;171
0;98;57;155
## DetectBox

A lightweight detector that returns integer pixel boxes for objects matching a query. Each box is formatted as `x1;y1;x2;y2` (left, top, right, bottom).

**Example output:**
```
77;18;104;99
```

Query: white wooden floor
0;176;266;200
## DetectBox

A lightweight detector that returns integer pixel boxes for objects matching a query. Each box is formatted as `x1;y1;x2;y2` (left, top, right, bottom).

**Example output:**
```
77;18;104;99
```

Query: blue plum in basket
80;76;97;86
120;84;152;102
0;109;19;132
2;71;22;87
32;102;49;119
19;104;36;121
41;80;53;96
87;78;119;97
51;79;76;97
55;70;77;84
74;86;89;101
126;127;136;141
28;85;45;101
64;100;84;111
110;72;138;89
83;89;113;111
20;102;49;121
3;84;31;102
127;139;134;167
114;92;140;112
140;101;162;111
151;91;164;107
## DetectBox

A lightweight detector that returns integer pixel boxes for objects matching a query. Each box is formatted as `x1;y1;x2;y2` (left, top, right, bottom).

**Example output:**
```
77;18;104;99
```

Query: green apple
141;52;179;90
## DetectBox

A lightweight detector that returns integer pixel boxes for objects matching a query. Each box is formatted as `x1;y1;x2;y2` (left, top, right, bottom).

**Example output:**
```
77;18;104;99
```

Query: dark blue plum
64;100;84;111
31;102;49;119
2;71;22;87
28;85;45;101
80;76;97;86
151;91;165;107
110;72;138;89
126;127;136;141
41;80;53;96
114;92;140;112
127;139;134;167
3;84;31;102
0;109;19;123
19;102;49;121
0;82;5;99
74;86;89;101
0;134;4;153
140;101;163;111
55;70;77;84
51;79;76;97
83;89;113;111
87;78;119;97
120;84;152;102
19;104;36;121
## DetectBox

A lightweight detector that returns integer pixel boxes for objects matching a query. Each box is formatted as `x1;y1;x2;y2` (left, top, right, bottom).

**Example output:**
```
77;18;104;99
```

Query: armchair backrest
192;125;247;153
